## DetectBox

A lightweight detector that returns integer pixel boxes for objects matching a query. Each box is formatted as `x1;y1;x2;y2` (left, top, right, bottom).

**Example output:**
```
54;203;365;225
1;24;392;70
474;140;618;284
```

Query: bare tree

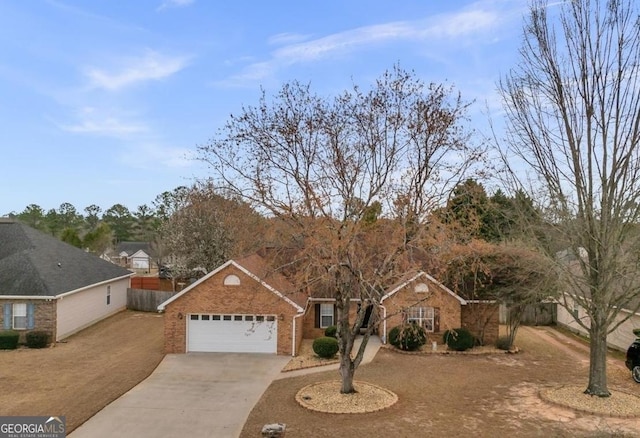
199;66;481;393
499;0;640;396
159;184;268;290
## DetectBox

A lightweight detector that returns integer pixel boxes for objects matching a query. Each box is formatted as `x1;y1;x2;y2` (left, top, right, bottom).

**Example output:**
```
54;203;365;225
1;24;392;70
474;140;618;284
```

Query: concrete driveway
70;353;289;438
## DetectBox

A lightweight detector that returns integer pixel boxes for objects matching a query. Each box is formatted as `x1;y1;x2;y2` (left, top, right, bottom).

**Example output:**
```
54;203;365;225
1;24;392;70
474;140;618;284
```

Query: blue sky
0;0;529;216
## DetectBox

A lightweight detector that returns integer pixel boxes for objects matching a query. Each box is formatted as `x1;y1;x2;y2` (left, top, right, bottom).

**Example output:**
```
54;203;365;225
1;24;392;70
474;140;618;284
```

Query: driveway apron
70;353;289;438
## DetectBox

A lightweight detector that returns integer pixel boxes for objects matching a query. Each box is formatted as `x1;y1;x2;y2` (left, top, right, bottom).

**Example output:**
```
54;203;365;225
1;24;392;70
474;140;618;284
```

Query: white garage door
187;314;277;353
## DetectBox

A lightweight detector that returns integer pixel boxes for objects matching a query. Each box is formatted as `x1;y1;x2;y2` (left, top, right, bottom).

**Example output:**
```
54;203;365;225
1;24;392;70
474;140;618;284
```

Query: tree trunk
585;323;610;397
339;354;356;394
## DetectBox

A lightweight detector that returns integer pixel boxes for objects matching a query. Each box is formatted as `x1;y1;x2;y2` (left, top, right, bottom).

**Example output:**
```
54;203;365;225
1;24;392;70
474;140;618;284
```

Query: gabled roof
0;220;133;297
129;249;150;258
381;271;467;305
115;241;153;257
157;253;306;312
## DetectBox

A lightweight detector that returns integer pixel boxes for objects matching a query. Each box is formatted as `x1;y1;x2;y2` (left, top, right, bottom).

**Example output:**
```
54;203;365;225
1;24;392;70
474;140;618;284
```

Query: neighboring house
158;253;499;356
554;247;640;351
0;219;134;342
104;242;155;273
557;295;640;351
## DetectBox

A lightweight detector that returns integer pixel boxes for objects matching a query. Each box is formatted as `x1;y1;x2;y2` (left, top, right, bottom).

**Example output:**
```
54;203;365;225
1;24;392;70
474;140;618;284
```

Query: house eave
55;273;135;299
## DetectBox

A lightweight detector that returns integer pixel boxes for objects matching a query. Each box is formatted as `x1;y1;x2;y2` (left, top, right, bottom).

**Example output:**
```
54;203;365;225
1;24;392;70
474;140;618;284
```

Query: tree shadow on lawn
241;328;640;438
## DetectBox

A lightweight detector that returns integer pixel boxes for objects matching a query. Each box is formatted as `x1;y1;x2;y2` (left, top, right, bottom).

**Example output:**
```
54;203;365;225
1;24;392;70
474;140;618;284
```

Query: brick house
380;271;499;346
0;219;134;342
159;254;499;355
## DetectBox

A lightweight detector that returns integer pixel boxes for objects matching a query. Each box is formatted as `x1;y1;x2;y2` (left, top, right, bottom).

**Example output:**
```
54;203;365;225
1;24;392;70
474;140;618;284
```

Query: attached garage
187;314;277;353
158;254;307;356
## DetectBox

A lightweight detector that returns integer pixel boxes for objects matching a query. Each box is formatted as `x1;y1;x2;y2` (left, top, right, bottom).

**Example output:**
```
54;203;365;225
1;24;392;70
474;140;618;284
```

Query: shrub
324;325;337;338
389;323;428;351
313;336;339;358
443;328;475;351
0;331;20;350
26;331;50;349
496;336;513;351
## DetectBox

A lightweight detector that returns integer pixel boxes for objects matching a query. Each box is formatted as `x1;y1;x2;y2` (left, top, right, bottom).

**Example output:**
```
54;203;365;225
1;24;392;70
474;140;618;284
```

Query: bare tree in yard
199;66;482;393
499;0;640;396
160;184;268;290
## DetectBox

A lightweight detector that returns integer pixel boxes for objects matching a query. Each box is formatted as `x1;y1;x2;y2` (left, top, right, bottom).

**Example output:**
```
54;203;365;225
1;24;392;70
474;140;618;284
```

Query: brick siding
382;278;462;345
163;264;301;355
461;302;500;345
0;299;57;343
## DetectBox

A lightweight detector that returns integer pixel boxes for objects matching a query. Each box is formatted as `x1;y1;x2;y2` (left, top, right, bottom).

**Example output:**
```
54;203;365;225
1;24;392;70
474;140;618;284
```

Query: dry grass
241;326;640;437
0;311;164;432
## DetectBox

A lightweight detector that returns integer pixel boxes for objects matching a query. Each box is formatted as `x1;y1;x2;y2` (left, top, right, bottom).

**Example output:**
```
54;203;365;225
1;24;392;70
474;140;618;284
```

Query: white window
13;303;27;330
407;307;434;332
414;283;429;293
320;303;334;328
106;285;111;305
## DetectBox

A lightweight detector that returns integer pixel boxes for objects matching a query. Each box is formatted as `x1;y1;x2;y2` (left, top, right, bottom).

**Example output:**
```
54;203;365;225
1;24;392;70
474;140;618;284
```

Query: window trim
319;303;334;329
223;274;241;286
12;303;27;330
407;306;435;332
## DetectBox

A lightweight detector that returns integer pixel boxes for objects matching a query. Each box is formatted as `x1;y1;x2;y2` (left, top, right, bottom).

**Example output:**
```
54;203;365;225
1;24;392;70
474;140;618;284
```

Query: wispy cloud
121;142;194;169
56;107;147;138
84;50;189;91
268;32;311;46
219;3;505;87
157;0;194;12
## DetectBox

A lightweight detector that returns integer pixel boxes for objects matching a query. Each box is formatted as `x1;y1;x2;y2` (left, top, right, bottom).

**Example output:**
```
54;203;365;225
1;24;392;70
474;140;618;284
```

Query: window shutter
333;305;337;325
314;303;320;328
3;304;11;330
434;307;440;332
27;303;35;329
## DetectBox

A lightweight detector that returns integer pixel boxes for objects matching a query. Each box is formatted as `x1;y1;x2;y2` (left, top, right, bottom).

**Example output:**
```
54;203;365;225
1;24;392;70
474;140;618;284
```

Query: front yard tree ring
296;380;398;414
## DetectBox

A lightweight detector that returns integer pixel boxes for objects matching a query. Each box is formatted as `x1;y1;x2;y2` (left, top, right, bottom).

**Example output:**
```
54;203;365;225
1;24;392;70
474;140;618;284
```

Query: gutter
292;312;304;357
0;273;134;301
0;295;55;300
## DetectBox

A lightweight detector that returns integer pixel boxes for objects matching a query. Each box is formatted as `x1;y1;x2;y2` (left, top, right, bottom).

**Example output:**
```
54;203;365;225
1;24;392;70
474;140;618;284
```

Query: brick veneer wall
461;302;500;345
382;279;462;344
163;264;301;355
302;301;359;339
0;299;57;343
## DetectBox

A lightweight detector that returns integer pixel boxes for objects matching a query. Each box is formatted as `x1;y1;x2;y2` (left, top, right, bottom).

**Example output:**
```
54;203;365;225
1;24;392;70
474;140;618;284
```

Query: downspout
380;304;387;344
292;312;304;357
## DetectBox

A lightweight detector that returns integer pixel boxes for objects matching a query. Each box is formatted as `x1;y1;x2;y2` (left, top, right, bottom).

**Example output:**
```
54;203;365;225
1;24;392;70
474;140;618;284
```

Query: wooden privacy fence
499;302;557;326
131;277;160;290
127;288;176;312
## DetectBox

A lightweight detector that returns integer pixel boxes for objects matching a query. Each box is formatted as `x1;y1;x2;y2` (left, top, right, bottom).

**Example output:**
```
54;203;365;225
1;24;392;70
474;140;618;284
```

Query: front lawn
0;310;164;432
242;326;640;437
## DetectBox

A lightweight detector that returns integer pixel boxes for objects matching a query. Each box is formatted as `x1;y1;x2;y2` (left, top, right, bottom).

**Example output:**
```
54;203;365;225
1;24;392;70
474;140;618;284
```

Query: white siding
556;295;640;351
56;277;129;340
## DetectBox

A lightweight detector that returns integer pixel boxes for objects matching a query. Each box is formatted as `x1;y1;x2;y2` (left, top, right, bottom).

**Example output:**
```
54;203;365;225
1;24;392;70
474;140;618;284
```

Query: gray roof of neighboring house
115;241;153;257
0;219;133;297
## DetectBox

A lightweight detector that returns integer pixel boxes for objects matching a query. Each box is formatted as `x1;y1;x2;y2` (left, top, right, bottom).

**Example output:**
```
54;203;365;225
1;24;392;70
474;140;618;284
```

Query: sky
0;0;531;216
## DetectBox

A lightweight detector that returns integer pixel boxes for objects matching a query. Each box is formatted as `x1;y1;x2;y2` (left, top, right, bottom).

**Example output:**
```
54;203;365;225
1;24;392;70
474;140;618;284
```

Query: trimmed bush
389;323;428;351
443;328;475;351
0;330;20;350
26;331;50;349
313;336;339;358
324;325;337;338
496;336;512;351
